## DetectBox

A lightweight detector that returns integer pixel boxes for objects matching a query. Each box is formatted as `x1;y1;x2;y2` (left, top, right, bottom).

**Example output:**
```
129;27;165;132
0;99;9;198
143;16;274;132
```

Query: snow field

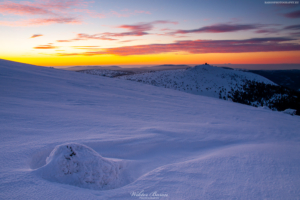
0;59;299;199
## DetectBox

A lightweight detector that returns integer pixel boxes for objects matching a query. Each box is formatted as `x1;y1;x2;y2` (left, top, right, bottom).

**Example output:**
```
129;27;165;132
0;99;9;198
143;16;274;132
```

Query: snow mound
35;143;121;190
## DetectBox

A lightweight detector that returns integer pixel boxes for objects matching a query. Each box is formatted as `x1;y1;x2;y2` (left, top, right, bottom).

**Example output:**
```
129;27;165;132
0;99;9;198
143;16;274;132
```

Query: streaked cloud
34;44;58;49
71;46;100;50
56;40;73;42
72;46;99;48
98;21;178;38
0;0;87;16
76;33;117;41
57;33;117;42
0;1;53;15
56;37;300;56
56;21;178;42
284;10;300;18
30;34;43;38
284;24;300;30
254;24;300;35
29;17;80;25
0;0;87;26
255;28;281;34
0;1;151;26
169;23;264;35
289;31;300;36
119;40;138;43
0;17;81;26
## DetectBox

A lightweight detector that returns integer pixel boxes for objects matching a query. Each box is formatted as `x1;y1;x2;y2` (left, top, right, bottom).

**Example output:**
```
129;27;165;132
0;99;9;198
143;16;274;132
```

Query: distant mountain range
64;64;191;72
62;65;122;71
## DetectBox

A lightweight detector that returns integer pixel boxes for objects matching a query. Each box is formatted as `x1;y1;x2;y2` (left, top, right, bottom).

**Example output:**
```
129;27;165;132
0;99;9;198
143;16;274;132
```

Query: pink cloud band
56;37;300;56
0;1;152;26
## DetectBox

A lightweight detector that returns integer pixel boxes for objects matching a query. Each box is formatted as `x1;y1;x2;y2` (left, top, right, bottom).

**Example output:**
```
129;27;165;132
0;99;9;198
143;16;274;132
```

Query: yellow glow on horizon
2;51;300;67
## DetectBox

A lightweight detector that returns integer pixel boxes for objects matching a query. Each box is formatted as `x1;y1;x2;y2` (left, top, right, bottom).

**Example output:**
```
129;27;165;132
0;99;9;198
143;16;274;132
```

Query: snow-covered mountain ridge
115;65;299;114
117;64;275;98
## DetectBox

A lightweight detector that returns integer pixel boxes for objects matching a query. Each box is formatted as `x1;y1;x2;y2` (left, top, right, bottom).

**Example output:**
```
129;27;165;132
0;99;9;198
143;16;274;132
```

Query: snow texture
35;143;121;190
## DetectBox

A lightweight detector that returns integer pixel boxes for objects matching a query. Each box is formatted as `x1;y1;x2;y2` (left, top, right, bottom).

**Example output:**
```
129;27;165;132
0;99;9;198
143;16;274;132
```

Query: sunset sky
1;0;300;67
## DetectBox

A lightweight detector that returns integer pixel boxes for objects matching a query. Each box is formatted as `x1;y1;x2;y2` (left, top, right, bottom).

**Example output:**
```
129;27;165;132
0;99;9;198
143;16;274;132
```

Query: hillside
115;65;300;114
0;59;300;199
117;65;275;98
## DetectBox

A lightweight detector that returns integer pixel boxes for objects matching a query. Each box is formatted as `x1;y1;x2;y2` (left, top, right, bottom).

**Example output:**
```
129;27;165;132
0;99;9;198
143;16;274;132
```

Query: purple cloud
56;21;178;42
34;44;58;49
56;37;300;56
284;24;300;30
170;24;263;35
284;10;300;18
104;20;178;37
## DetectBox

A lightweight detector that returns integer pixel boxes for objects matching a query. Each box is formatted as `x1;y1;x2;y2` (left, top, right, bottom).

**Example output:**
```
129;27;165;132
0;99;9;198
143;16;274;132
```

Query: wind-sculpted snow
131;143;300;200
35;143;122;190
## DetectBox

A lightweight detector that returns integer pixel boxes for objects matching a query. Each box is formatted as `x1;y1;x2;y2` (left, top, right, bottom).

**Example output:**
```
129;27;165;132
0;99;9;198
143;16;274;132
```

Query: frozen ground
0;59;299;199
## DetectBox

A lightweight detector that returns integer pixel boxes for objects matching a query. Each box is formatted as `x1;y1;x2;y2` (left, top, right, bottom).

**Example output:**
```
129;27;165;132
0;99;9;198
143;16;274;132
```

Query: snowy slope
117;64;275;99
0;59;300;200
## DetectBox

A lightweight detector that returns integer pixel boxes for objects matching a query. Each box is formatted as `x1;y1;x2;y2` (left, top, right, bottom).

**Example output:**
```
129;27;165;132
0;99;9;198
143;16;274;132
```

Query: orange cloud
34;44;58;49
71;46;100;50
119;40;138;43
31;34;43;38
56;40;73;42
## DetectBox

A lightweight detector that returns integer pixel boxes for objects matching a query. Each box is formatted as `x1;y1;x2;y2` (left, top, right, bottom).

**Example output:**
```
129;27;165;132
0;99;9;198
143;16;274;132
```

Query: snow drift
35;143;121;190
